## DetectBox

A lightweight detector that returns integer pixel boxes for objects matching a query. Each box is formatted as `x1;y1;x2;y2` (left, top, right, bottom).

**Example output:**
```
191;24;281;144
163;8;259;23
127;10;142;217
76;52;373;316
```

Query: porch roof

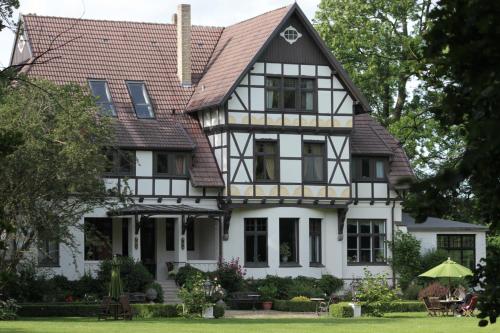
107;204;224;216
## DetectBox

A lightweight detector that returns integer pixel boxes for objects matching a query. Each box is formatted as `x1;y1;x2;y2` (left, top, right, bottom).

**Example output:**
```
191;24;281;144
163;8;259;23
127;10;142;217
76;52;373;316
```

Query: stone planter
203;305;214;319
349;302;362;317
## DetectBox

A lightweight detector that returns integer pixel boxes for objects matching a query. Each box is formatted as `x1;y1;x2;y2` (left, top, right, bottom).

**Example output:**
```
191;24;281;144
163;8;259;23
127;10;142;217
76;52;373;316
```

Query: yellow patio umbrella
419;258;473;294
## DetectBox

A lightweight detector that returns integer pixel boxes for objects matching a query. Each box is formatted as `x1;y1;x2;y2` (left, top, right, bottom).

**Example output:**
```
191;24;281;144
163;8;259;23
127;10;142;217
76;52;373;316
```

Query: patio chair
97;296;112;320
318;294;338;315
118;295;133;320
428;297;446;316
460;295;478;317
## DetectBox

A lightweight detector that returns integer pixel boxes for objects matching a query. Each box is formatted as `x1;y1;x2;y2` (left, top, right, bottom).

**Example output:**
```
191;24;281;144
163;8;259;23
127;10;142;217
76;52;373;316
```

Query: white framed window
280;25;302;45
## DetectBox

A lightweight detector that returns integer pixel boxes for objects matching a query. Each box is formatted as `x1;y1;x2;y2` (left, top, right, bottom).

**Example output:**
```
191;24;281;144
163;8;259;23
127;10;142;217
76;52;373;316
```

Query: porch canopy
107;204;225;217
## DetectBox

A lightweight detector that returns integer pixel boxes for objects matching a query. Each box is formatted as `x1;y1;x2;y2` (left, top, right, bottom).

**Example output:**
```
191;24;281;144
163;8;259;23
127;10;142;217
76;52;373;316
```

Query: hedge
329;301;426;317
273;300;317;312
213;304;225;318
18;303;181;318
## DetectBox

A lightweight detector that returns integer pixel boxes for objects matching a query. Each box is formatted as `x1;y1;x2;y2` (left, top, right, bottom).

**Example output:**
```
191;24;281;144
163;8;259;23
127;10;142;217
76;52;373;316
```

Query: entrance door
140;219;156;278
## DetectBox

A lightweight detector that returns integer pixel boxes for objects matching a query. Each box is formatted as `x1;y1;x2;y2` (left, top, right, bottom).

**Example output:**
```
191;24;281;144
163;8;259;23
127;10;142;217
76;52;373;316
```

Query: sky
0;0;321;69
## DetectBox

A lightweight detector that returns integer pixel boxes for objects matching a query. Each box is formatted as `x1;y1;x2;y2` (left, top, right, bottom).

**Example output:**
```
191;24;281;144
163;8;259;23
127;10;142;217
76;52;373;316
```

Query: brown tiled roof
352;113;414;187
186;5;292;111
21;15;225;187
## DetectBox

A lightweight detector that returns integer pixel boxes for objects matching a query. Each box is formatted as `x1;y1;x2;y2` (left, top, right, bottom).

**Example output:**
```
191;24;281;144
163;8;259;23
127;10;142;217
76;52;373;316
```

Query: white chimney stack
176;4;191;87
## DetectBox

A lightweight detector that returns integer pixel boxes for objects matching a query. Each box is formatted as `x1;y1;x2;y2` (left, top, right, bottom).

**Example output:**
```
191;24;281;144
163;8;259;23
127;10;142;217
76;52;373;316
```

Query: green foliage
257;284;278;302
98;257;154;293
0;298;18;320
145;282;164;303
213;304;225;318
279;243;291;258
417;282;448;300
474;242;500;326
0;0;19;33
213;258;246;293
402;283;422;300
177;272;212;316
329;302;354;318
419;249;448;273
252;275;343;300
290;296;310;302
17;303;100;317
317;275;344;296
132;304;180;318
174;265;205;287
273;300;317;312
389;231;422;290
355;269;398;317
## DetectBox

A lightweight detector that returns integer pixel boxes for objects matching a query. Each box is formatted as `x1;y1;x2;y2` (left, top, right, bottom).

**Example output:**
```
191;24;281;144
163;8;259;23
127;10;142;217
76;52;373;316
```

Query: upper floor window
303;142;326;183
254;140;278;182
153;151;189;177
347;219;386;264
265;77;315;112
88;80;116;116
353;157;388;181
126;81;154;119
104;149;135;176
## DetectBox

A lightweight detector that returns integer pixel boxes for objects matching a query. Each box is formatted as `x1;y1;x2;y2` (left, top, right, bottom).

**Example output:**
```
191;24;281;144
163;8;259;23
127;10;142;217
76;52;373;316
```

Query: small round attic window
280;25;302;45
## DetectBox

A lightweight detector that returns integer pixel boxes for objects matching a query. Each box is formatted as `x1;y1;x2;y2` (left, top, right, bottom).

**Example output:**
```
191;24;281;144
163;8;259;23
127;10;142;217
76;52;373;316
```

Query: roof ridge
225;4;292;28
21;13;224;30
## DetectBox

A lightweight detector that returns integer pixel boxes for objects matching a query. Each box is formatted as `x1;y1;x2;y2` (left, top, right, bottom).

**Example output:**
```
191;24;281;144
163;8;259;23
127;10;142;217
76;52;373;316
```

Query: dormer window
353;157;388;181
88;80;116;116
153;151;190;177
126;81;154;119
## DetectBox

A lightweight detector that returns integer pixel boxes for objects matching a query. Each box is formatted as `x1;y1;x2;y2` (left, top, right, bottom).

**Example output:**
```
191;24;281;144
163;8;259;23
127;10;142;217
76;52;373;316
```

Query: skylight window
88;80;116;116
126;81;154;119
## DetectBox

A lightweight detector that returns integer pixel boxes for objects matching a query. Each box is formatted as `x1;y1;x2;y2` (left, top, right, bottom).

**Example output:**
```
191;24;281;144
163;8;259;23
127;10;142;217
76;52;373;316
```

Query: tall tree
0;0;18;32
314;0;463;174
0;79;113;287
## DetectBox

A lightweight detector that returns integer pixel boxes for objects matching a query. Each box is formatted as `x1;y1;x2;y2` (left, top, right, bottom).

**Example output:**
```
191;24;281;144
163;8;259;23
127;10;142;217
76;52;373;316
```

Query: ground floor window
244;218;267;266
38;239;59;267
347;219;386;264
437;234;475;270
84;218;113;261
280;218;299;265
309;218;322;265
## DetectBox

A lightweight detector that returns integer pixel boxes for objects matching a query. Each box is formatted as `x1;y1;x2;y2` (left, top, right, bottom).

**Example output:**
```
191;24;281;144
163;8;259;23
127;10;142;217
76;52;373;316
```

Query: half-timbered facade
9;3;486;284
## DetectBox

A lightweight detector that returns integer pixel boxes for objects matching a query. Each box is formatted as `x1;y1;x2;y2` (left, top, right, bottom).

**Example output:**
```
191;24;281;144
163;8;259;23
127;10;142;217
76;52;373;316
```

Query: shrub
132;304;180;318
355;269;398;317
383;301;426;312
388;231;422;290
273;300;317;312
290;296;310;302
287;276;323;298
330;302;354;318
417;281;448;300
178;273;210;316
174;265;205;287
213;304;225;318
258;284;278;301
257;276;293;300
317;275;344;295
0;299;19;320
145;282;164;303
213;258;246;293
419;249;448;273
98;257;154;293
18;303;100;317
73;273;104;298
401;283;422;300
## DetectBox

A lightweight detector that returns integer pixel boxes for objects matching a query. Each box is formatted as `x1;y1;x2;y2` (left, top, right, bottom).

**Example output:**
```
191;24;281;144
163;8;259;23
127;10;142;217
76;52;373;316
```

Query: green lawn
0;313;495;333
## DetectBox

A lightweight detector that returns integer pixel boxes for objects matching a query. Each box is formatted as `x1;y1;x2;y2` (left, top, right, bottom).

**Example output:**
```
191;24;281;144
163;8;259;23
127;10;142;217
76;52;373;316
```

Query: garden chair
118;295;133;320
460;295;478;317
428;297;446;316
97;296;112;320
318;294;338;315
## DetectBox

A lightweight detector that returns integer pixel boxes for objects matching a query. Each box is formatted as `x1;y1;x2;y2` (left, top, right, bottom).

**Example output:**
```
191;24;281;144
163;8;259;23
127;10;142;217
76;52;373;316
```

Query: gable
259;13;329;65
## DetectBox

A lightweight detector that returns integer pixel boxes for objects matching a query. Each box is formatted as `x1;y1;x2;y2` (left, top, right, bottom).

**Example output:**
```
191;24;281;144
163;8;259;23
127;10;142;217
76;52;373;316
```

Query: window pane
437;235;448;248
359;221;371;234
284;89;296;109
360;236;371;249
134;104;154;119
347;249;357;262
361;159;370;178
304;157;324;181
118;151;134;174
347;236;357;249
127;82;154;118
375;160;385;178
462;250;475;270
266;77;281;87
245;235;255;262
38;239;59;266
174;155;186;175
347;222;357;234
301;91;313;111
360;250;371;262
89;80;116;116
373;222;385;234
450;236;462;248
304;143;323;155
374;249;385;262
84;218;112;261
284;78;298;88
462;235;475;248
266;90;280;108
256;235;267;263
301;79;314;89
280;218;298;263
156;153;169;174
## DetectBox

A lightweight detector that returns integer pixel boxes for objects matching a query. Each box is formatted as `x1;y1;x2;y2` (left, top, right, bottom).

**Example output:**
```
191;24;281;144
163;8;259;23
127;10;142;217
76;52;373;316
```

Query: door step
156;279;181;304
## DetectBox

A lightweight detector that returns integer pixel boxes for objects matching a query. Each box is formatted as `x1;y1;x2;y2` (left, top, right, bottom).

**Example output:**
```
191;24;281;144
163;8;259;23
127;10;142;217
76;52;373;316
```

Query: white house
10;3;487;285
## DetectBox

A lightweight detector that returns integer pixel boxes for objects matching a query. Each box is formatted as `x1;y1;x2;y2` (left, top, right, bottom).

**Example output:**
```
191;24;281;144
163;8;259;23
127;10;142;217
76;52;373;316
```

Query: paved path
225;310;320;319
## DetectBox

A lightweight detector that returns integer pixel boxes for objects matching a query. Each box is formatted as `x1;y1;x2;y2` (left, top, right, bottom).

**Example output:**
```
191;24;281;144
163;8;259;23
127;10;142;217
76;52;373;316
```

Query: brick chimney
176;4;191;87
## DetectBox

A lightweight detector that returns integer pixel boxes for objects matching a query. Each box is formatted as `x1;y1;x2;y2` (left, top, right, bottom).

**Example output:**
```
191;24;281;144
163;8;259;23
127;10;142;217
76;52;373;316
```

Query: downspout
391;199;396;288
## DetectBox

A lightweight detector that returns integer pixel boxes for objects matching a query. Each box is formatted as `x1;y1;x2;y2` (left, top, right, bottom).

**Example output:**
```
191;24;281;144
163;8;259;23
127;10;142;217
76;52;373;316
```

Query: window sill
309;263;325;268
347;262;388;266
244;264;269;268
38;264;60;268
279;263;302;268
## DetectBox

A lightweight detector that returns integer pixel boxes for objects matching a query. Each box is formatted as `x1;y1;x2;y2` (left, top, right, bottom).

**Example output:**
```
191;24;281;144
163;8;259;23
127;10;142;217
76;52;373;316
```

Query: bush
273;300;317;312
132;304;180;318
73;273;104;298
213;304;225;318
317;275;344;295
0;299;19;320
419;249;449;273
355;269;398;317
18;303;100;317
213;258;246;293
383;301;426;312
258;284;278;302
174;265;205;288
287;276;323;299
401;283;422;300
98;257;154;293
389;231;422;290
290;296;310;302
145;282;164;303
255;276;293;300
330;302;354;317
178;272;210;316
417;281;448;300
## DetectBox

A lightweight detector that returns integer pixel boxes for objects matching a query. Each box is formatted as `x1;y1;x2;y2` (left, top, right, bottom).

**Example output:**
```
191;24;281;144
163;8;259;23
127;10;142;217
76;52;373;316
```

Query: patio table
310;298;325;315
439;299;461;316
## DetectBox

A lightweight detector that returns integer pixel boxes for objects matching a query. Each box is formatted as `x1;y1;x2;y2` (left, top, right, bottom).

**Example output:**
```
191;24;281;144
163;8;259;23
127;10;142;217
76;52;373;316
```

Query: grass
0;313;496;333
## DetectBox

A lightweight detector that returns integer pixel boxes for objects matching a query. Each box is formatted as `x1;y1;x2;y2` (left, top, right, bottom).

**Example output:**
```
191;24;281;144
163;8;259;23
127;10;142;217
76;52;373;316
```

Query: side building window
437;235;475;270
153;151;189;177
38;239;59;267
84;218;113;261
104;149;135;176
254;140;278;182
265;76;315;111
280;218;299;265
309;218;322;266
244;218;267;267
347;219;386;264
88;80;116;116
303;142;326;183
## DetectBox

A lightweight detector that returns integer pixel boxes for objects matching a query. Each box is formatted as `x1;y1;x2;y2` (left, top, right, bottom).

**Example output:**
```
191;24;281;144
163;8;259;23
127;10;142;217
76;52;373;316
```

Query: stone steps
157;279;181;304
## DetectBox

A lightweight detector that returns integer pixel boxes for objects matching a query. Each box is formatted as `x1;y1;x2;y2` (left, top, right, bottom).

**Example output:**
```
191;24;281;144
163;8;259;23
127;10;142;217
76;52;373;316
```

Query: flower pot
281;256;288;263
262;301;273;310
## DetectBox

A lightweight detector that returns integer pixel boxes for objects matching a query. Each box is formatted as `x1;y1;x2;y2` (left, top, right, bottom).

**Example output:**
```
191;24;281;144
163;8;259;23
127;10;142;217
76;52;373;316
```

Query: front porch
83;203;224;280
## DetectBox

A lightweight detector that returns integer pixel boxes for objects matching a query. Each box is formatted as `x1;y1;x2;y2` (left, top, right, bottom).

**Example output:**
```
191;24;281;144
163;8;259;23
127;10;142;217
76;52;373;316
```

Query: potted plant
280;243;291;263
258;284;277;310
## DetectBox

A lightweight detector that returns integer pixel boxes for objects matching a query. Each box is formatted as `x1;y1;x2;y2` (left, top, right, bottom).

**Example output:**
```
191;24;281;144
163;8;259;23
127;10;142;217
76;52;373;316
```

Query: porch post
129;215;141;261
175;215;187;266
